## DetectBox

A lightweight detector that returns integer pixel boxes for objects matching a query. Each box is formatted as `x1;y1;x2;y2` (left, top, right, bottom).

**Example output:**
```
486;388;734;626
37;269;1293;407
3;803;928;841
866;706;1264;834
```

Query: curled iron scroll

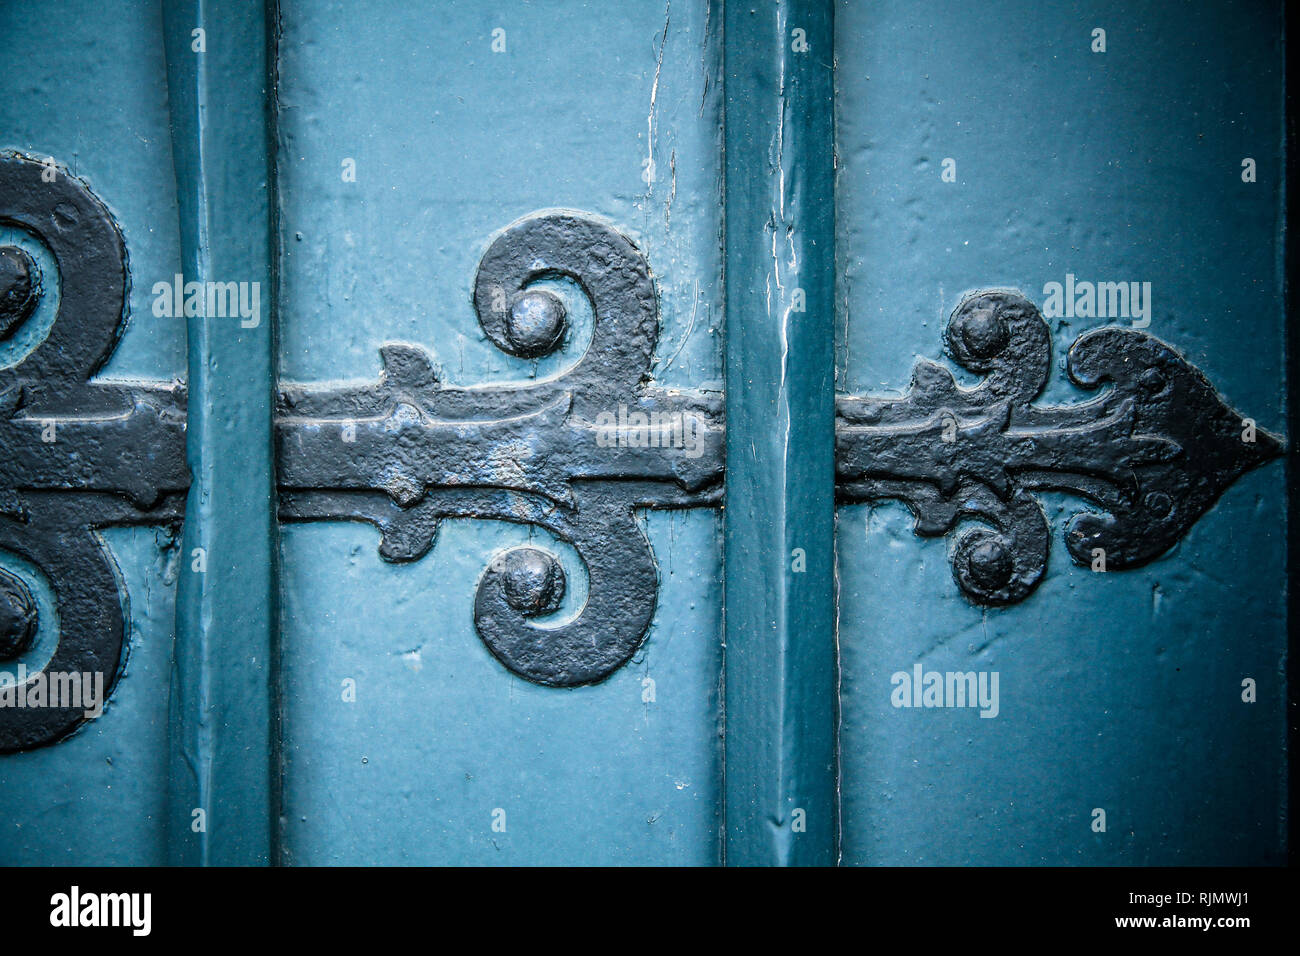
0;153;188;752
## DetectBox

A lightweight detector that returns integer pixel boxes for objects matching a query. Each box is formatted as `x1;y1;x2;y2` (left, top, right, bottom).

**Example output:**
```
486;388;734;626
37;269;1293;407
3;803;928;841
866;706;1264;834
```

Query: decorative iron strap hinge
275;212;725;688
835;290;1283;605
0;151;1283;749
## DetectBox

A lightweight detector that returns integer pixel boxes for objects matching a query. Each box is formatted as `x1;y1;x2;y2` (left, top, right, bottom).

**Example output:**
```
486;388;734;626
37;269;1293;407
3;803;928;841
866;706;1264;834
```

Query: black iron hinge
836;289;1283;605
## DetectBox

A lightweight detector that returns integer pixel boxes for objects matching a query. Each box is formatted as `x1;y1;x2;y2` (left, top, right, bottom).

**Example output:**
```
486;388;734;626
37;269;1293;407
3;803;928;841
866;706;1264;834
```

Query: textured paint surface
274;0;724;864
0;529;181;864
722;0;837;865
834;0;1288;864
0;1;183;864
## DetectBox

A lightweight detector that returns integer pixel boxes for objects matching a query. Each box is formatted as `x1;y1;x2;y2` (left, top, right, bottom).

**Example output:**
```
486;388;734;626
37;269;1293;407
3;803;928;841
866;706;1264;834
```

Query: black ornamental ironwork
0;151;1283;750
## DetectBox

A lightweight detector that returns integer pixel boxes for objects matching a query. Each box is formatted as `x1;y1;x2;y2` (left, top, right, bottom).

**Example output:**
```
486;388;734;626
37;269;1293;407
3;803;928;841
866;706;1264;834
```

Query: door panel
0;0;184;866
273;0;725;865
833;0;1287;865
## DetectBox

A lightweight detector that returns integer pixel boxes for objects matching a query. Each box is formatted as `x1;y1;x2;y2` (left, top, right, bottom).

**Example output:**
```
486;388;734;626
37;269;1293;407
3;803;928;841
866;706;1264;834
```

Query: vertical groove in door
162;0;281;866
1286;0;1298;870
265;0;285;870
722;0;838;866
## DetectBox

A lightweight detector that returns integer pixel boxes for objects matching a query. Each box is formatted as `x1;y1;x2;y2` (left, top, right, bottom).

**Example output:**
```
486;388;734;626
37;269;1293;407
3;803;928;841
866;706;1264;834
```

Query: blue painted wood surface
272;0;725;865
833;0;1288;865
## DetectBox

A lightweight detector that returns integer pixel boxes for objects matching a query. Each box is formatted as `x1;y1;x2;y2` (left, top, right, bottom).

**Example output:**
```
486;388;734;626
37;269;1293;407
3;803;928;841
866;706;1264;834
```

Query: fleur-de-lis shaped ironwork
836;290;1284;605
277;211;725;688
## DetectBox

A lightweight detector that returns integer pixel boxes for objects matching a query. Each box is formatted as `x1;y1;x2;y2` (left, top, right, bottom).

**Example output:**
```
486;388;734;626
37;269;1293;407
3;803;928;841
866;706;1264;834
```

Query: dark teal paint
723;0;838;865
163;0;280;866
833;0;1288;865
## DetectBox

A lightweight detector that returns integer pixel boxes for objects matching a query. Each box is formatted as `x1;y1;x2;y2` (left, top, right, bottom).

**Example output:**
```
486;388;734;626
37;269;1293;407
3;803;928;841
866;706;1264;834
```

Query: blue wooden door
0;0;1287;867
